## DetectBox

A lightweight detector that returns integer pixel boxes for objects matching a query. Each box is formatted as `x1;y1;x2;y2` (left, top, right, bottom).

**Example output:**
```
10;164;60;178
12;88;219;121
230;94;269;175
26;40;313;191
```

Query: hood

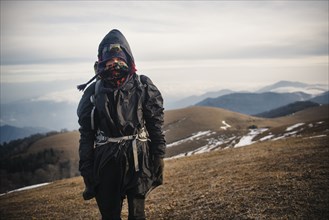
97;29;135;72
77;29;136;91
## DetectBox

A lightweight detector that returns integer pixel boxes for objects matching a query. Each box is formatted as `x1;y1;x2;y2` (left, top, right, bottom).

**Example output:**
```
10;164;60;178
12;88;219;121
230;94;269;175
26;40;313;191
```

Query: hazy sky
1;0;328;103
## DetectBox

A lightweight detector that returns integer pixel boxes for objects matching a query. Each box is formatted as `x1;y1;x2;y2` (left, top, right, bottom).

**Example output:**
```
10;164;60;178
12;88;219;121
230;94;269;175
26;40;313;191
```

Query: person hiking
77;29;166;220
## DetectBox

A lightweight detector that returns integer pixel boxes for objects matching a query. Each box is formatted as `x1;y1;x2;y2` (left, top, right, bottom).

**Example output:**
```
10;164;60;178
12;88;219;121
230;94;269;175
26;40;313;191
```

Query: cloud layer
1;1;328;102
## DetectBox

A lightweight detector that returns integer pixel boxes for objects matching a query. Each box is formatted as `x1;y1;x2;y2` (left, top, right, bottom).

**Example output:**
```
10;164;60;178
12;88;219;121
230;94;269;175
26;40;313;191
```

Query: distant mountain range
166;80;328;110
256;80;327;95
196;91;317;115
194;81;328;115
166;89;234;109
0;125;50;144
309;91;329;104
0;80;327;139
0;99;78;131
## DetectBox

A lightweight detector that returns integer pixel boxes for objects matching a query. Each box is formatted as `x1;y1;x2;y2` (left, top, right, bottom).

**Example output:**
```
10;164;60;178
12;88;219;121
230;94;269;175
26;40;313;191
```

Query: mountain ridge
196;91;313;115
256;80;327;94
0;125;50;144
166;89;234;110
254;101;320;118
1;105;327;193
1;80;327;130
166;80;328;110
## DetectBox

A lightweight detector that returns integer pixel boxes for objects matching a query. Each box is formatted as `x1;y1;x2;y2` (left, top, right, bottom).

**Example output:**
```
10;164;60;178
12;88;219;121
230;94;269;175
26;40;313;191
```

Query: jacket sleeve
77;82;96;177
141;75;166;158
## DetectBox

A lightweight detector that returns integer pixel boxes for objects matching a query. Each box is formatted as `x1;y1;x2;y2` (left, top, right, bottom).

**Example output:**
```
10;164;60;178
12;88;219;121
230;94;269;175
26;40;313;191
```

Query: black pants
95;156;146;220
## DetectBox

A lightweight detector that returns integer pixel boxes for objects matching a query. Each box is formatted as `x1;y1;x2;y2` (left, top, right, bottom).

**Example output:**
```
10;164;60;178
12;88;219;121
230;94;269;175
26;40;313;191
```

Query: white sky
0;0;328;103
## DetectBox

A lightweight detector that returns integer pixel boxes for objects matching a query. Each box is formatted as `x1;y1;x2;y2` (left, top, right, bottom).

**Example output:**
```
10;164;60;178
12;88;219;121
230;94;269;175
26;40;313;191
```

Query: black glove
82;176;96;200
153;156;164;186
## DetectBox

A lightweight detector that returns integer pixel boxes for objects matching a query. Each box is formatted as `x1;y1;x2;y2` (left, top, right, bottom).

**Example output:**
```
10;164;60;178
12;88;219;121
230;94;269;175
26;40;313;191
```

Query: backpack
89;74;146;131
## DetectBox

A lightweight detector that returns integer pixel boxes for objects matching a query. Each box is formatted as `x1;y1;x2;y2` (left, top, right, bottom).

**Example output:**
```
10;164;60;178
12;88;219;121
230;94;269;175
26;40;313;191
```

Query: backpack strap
137;74;147;89
90;80;102;130
90;95;96;130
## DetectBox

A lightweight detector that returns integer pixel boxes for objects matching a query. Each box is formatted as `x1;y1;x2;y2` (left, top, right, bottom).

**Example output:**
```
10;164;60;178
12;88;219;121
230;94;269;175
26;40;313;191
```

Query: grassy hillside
164;105;328;142
273;105;329;125
26;131;80;178
17;105;329;158
164;106;276;143
0;131;81;193
254;101;320;118
1;105;327;193
1;135;328;219
22;105;328;159
164;105;328;157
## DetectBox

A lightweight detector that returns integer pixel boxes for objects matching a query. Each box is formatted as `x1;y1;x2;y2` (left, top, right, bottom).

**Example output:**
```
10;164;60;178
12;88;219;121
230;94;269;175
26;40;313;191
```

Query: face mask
100;61;130;87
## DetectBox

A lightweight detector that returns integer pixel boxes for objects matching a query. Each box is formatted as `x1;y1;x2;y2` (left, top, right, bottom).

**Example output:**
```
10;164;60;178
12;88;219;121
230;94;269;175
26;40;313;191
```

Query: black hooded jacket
77;30;166;191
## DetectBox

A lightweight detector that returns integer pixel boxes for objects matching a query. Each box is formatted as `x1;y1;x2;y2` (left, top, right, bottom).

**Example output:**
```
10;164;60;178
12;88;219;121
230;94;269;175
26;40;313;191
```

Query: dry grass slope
1;135;328;220
164;106;279;143
273;105;329;125
19;105;329;160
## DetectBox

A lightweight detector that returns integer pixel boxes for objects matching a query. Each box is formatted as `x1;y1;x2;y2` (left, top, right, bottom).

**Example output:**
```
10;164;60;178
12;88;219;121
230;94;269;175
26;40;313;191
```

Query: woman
77;29;166;220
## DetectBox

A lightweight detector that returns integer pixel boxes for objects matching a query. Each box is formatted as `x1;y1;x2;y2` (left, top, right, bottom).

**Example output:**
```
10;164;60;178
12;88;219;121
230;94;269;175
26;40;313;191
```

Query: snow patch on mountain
286;123;305;131
0;182;51;197
166;131;213;148
220;121;231;130
234;128;268;148
167;120;327;160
